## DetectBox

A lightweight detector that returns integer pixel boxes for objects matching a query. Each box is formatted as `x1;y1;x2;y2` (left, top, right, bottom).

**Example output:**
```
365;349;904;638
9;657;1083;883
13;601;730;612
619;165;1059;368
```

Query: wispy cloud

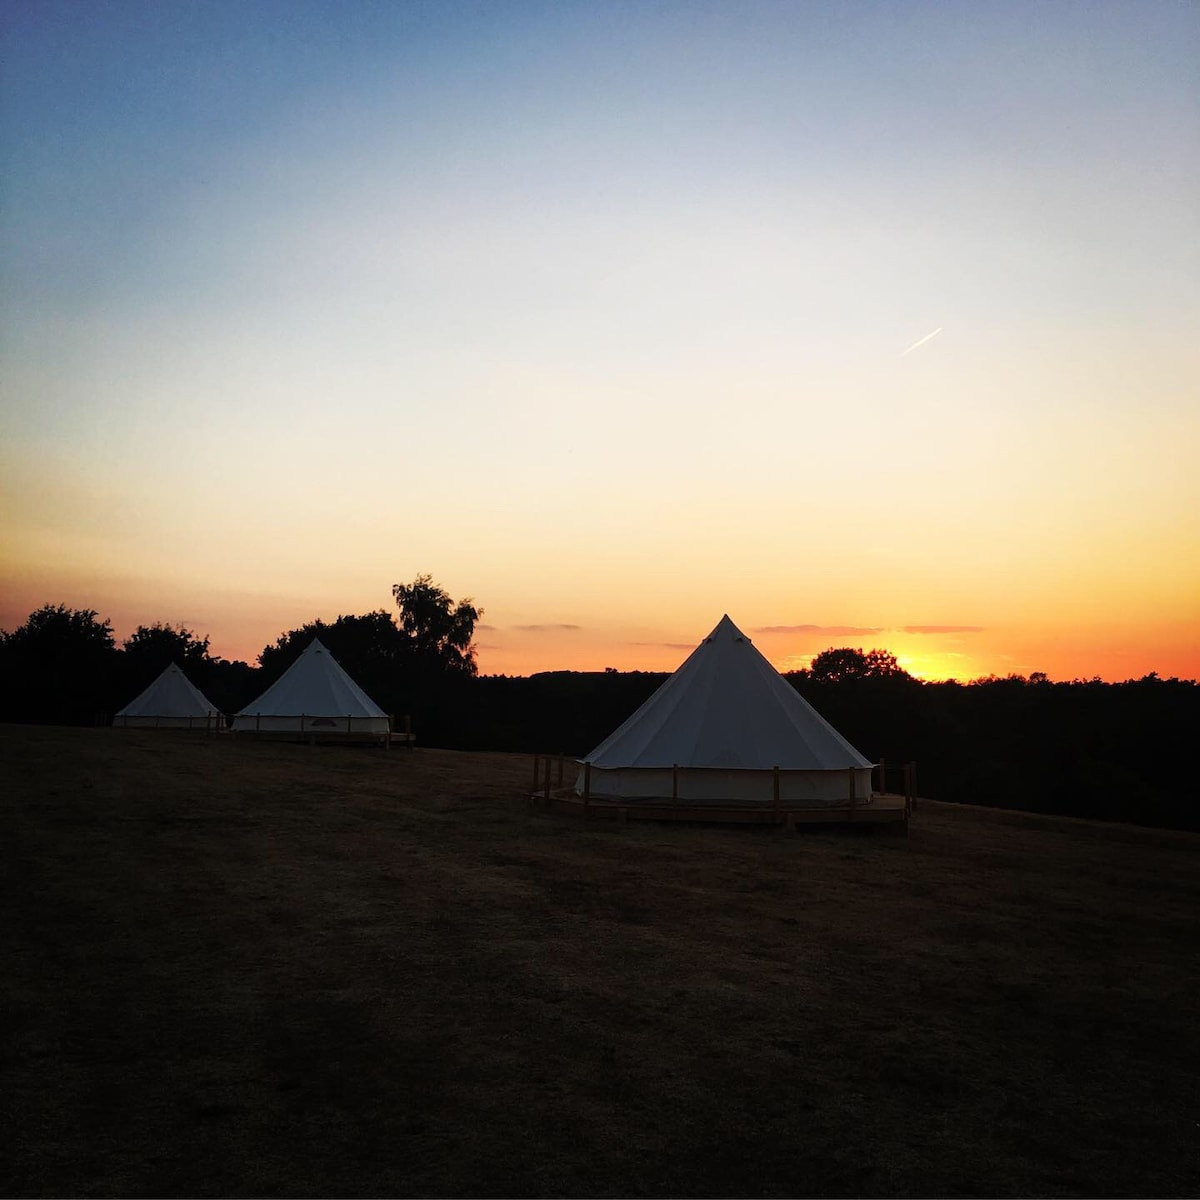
902;625;984;634
514;623;581;633
755;624;884;636
628;641;697;650
476;623;497;632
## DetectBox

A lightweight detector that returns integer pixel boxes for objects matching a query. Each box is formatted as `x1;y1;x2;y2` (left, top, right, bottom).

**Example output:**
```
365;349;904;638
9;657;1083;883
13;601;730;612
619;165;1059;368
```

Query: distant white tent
577;615;874;805
231;638;391;737
114;662;223;730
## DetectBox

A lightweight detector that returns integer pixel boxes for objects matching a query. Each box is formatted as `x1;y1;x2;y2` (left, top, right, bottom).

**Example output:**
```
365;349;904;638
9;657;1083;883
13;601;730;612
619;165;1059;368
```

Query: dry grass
3;724;1197;1198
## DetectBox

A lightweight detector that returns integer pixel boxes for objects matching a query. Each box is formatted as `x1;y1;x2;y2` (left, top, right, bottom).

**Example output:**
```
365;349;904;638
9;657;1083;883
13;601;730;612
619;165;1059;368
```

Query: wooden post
911;762;918;810
255;712;261;732
557;753;564;786
904;762;913;814
403;714;412;748
672;764;679;801
542;756;551;801
773;765;781;821
583;761;591;802
878;758;886;797
532;753;540;792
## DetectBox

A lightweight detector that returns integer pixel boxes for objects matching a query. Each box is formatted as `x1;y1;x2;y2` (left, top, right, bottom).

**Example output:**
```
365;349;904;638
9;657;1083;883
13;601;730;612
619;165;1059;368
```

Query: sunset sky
2;0;1197;681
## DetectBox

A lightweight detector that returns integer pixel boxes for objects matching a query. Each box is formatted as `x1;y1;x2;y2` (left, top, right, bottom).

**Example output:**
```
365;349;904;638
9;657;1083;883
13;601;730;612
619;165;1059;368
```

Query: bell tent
232;637;391;738
114;662;223;730
577;615;875;805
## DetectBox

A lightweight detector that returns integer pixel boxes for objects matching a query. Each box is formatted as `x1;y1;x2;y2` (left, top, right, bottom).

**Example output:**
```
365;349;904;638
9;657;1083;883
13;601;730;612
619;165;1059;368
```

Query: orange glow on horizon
469;623;1200;684
2;564;1196;685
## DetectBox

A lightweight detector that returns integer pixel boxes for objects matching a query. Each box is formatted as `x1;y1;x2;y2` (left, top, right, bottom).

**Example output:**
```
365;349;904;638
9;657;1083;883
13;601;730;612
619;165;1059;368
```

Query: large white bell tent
576;615;875;805
114;662;223;731
232;638;391;738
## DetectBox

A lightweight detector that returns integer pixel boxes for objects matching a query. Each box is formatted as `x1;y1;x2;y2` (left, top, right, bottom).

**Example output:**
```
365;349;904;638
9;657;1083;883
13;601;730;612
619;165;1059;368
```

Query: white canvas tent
231;638;391;737
114;662;223;730
576;615;874;805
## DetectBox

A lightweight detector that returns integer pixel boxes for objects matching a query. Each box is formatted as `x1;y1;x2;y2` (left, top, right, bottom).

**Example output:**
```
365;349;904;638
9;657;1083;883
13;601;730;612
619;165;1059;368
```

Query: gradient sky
2;0;1197;681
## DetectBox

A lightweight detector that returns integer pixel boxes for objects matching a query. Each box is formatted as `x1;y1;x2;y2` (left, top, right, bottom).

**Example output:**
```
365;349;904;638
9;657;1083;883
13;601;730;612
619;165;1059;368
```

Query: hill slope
3;725;1196;1197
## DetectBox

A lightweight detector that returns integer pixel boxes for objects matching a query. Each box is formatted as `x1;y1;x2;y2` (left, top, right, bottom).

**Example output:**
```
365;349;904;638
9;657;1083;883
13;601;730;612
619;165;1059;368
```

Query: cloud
754;624;884;636
513;623;581;633
476;623;497;632
901;625;984;635
629;641;697;650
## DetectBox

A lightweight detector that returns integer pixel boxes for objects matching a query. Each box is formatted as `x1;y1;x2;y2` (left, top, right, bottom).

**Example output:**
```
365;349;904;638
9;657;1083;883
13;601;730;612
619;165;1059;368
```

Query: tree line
2;583;1196;832
0;576;479;726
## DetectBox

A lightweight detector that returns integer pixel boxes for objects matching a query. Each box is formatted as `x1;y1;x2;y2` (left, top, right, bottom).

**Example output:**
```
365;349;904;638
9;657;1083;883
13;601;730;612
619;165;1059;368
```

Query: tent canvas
577;615;874;805
114;662;222;730
231;638;390;735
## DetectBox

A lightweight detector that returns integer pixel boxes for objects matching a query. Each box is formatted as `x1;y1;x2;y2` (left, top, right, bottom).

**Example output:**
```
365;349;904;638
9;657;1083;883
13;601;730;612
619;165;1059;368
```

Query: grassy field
3;724;1197;1198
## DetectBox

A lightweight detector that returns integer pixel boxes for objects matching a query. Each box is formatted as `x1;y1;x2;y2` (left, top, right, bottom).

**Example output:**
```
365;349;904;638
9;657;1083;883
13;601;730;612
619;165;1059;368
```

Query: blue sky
2;0;1197;678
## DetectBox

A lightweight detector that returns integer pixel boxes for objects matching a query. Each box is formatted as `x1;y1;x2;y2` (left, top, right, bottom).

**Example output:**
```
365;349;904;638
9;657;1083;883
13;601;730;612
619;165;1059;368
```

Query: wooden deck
532;788;911;828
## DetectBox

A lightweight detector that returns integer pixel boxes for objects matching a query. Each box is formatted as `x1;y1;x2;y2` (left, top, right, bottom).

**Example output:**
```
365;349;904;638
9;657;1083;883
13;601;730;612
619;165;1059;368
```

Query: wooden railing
536;757;917;812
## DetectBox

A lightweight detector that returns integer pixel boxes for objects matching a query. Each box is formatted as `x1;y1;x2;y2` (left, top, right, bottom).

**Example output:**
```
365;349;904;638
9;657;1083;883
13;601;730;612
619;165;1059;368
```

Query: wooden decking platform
532;788;911;828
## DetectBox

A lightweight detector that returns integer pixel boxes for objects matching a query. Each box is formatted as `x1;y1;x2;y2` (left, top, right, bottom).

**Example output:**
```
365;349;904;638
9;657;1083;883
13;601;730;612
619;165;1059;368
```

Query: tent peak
706;614;750;644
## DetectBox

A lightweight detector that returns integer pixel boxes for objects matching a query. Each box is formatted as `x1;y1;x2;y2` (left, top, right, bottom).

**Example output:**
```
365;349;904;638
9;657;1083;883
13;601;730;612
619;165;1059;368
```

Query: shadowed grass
2;724;1197;1197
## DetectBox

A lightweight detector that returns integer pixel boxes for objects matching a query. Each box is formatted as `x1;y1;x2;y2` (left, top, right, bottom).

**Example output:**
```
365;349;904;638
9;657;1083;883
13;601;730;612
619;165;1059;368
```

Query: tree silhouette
809;647;866;684
809;646;909;684
392;574;481;677
0;604;118;723
864;648;907;678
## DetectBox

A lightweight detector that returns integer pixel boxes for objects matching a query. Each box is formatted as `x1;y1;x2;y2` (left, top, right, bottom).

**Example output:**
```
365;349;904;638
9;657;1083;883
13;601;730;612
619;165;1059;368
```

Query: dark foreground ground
3;724;1197;1198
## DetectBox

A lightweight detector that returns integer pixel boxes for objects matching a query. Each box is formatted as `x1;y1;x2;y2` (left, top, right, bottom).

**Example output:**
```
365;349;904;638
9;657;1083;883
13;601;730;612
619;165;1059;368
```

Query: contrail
900;326;943;357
